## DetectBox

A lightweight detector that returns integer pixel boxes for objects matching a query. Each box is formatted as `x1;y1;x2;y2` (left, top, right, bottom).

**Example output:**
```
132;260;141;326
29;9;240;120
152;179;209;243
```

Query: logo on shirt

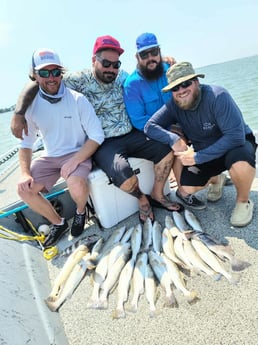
202;122;215;130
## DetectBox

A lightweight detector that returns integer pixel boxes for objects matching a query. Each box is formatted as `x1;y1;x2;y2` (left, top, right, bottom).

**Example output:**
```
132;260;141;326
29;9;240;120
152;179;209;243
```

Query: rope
0;211;59;260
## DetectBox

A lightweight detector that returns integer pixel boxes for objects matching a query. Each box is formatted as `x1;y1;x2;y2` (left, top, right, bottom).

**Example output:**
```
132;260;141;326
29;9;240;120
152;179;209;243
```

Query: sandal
139;203;155;225
146;195;184;213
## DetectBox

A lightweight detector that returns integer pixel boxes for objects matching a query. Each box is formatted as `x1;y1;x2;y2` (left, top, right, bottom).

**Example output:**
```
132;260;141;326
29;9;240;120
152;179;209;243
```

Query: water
196;55;258;129
0;55;257;173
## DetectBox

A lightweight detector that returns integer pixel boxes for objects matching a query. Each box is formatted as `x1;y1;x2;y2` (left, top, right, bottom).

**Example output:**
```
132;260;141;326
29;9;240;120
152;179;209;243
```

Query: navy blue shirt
144;84;252;164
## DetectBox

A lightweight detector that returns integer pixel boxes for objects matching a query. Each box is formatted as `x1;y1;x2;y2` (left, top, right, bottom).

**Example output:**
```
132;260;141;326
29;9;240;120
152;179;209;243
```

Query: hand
11;114;28;139
61;158;79;180
174;146;196;166
18;175;34;193
162;56;177;66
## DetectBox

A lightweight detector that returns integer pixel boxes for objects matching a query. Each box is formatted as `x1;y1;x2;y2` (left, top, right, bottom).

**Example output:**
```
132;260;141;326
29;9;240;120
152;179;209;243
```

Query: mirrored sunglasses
171;79;196;92
96;56;121;69
37;69;62;78
138;47;160;60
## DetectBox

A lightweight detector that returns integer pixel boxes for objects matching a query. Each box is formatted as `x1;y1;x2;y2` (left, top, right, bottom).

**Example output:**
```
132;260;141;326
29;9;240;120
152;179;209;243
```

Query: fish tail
231;258;251;272
186;291;200;305
44;298;59;312
228;273;240;285
98;298;108;310
86;299;100;309
164;295;178;308
112;308;126;319
211;273;222;281
128;303;138;313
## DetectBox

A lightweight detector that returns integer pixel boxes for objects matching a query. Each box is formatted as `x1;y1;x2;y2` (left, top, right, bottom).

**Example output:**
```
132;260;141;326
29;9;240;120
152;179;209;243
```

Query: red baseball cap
93;35;124;55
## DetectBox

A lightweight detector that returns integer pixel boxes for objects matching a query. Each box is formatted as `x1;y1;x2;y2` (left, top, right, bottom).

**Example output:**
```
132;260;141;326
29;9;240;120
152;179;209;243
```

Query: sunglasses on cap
37;68;62;78
138;47;160;60
96;56;121;69
171;78;196;92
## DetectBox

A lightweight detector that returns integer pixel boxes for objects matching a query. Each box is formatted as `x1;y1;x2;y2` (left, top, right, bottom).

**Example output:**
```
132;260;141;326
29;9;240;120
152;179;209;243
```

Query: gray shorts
31;152;92;192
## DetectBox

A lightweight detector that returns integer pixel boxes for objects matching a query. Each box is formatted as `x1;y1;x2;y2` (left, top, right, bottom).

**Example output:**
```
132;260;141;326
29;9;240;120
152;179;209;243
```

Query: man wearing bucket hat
11;36;184;224
144;61;257;227
17;48;104;246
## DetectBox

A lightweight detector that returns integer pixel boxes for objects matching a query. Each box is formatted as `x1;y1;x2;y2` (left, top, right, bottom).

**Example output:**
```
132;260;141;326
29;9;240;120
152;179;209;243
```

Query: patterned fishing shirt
64;69;132;138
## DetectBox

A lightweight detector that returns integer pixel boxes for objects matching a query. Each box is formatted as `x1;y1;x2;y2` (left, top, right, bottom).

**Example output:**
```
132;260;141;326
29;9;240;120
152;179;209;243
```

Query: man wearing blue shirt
124;33;205;210
145;61;257;227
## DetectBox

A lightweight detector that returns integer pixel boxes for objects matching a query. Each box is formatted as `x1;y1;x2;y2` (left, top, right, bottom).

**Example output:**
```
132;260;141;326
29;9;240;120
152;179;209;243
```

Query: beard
94;69;117;84
139;60;164;81
174;87;201;110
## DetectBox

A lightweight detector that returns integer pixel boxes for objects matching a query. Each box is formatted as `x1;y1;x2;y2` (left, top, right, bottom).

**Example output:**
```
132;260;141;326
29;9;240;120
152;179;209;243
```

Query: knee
120;175;138;193
68;177;88;196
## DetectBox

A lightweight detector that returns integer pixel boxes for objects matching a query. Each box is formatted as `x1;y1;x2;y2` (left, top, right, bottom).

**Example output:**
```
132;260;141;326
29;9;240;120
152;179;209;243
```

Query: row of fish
45;210;250;318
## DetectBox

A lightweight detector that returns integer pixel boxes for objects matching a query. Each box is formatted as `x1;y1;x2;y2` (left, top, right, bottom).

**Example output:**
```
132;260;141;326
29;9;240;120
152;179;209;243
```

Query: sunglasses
138;47;160;60
96;56;121;69
171;79;196;92
37;69;62;78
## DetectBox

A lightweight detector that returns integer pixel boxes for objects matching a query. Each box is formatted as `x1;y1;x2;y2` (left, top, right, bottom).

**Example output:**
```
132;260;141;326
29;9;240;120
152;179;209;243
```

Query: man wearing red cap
11;35;184;223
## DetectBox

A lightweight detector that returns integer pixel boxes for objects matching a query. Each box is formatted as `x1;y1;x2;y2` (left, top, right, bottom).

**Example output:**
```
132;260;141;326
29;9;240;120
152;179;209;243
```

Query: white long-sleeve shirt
21;87;104;157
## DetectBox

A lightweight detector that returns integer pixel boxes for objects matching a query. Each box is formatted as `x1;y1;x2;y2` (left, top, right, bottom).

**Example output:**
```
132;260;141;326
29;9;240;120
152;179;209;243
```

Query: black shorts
180;132;257;187
93;129;171;187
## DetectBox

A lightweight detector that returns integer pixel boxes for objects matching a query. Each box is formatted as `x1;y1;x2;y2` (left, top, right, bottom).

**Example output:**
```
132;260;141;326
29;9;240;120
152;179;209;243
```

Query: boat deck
0;154;257;345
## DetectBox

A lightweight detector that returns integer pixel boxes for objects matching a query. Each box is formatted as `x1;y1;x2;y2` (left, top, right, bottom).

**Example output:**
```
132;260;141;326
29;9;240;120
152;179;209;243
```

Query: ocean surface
0;55;257;174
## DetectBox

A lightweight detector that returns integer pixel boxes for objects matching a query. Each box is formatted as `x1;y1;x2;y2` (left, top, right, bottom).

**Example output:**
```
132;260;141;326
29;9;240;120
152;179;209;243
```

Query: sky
0;0;257;108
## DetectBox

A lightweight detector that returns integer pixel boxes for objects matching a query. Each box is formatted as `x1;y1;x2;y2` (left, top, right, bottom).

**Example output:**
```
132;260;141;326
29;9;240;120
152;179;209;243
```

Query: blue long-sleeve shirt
123;63;172;131
144;84;252;164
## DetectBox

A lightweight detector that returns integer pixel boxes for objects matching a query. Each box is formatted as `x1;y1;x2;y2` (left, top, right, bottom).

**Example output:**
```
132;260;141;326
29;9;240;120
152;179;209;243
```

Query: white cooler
88;157;170;228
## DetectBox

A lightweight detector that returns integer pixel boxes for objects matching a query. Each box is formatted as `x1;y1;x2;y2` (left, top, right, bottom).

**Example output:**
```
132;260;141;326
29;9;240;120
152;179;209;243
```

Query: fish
120;226;134;244
144;264;158;318
182;239;221;280
173;235;195;270
99;226;127;258
165;215;193;240
112;258;135;319
90;237;104;262
141;218;153;251
87;253;109;309
130;224;142;261
57;234;101;258
161;227;186;267
99;247;131;309
45;254;93;312
107;242;130;271
191;237;239;284
184;209;203;232
194;232;250;272
47;244;91;299
152;221;162;255
148;250;178;308
172;211;191;231
129;252;148;312
161;253;199;304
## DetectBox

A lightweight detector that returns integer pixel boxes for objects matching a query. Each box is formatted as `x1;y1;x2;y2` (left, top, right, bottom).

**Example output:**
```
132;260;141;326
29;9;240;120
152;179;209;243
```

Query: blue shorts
31;152;92;192
93;129;171;187
180;132;257;187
